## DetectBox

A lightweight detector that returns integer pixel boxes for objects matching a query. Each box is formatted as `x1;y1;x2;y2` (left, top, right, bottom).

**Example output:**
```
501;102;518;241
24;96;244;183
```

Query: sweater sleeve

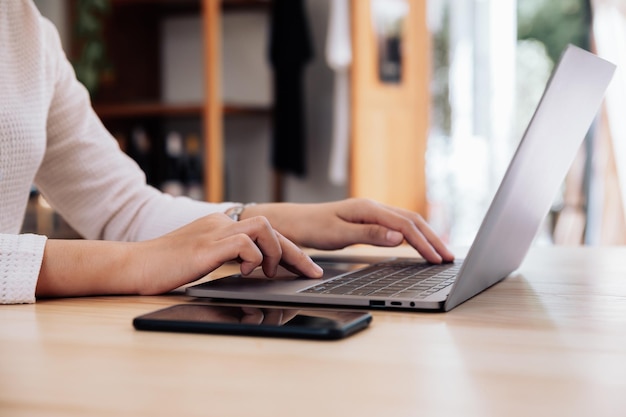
0;234;47;304
34;17;234;242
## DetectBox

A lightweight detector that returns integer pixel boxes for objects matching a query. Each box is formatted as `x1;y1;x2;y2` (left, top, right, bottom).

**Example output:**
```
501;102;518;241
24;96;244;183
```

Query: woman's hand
35;199;451;299
137;213;323;295
242;199;454;264
37;213;323;298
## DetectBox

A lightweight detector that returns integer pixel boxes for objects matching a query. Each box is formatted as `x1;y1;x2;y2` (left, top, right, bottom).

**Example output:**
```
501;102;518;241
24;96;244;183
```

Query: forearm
34;212;323;300
36;240;140;298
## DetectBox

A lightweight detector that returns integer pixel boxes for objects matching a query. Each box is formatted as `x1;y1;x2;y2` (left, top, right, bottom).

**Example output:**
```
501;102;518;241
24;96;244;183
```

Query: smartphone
133;303;372;340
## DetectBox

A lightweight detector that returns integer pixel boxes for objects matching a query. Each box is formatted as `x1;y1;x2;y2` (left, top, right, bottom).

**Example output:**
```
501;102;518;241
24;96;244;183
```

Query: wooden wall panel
350;0;429;216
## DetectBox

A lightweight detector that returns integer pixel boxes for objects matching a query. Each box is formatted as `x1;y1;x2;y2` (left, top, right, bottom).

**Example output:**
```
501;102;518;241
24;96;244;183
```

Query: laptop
188;45;616;312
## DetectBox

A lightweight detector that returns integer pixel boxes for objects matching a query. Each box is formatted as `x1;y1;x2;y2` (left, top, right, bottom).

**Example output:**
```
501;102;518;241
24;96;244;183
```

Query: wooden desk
1;246;626;417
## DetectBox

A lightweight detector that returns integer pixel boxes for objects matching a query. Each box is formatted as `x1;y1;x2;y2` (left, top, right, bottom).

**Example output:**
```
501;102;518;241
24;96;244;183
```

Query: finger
260;308;283;325
275;232;324;278
338;223;405;247
240;307;265;324
209;233;264;276
222;216;283;277
214;220;322;279
280;309;299;324
341;201;450;263
211;307;244;324
386;206;455;262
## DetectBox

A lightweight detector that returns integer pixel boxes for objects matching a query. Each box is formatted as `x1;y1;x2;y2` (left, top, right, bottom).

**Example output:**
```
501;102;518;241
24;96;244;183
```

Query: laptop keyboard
301;261;461;299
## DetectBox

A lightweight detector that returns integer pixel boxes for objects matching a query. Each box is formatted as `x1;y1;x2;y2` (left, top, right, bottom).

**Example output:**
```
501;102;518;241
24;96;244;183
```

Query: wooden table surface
1;245;626;417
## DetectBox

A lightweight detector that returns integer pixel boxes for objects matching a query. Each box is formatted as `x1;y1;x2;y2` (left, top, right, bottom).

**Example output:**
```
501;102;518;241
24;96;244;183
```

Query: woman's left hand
241;199;454;264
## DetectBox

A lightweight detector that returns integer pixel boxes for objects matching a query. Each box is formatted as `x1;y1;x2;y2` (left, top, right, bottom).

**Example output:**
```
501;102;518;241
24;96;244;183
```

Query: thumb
347;224;404;247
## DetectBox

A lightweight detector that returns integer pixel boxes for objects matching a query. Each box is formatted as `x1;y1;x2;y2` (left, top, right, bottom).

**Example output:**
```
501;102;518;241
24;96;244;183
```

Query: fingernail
386;230;403;244
241;264;253;275
312;263;324;278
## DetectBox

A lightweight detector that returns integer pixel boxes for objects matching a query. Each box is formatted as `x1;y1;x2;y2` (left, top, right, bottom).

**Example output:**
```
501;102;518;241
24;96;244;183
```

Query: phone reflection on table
133;304;373;340
137;304;297;325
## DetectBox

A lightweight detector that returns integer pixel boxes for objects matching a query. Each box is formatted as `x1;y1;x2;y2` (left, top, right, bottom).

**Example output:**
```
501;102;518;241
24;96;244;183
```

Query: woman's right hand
36;213;323;299
136;213;324;295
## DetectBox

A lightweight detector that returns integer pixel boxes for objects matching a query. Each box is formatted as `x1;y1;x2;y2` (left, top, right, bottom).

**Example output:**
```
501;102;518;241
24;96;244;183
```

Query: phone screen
133;304;372;340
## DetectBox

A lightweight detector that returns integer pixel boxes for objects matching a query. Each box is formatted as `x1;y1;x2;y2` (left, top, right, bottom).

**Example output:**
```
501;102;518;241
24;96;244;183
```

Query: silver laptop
188;45;615;312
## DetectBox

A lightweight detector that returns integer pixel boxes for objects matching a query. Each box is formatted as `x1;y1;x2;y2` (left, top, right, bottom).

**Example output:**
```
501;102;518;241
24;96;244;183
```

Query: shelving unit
72;0;429;212
72;0;271;202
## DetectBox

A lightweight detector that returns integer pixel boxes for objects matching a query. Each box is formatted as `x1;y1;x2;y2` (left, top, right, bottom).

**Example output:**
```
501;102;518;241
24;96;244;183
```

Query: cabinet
73;0;270;202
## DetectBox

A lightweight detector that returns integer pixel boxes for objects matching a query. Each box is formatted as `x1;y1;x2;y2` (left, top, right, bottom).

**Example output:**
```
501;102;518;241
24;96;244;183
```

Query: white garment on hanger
326;0;352;186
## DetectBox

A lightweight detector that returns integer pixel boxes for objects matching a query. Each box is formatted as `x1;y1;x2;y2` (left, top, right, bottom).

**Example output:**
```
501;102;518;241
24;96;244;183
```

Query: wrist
225;203;257;221
238;202;303;243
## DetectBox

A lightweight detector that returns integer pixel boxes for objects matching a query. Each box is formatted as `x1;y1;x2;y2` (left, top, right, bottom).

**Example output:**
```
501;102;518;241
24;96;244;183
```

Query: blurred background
26;0;626;247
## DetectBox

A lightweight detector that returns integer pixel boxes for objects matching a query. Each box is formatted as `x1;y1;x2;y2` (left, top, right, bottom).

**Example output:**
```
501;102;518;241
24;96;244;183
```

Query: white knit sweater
0;1;233;304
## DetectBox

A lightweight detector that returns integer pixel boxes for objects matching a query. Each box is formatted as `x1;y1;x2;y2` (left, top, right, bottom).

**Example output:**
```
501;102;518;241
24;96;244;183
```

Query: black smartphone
133;303;372;340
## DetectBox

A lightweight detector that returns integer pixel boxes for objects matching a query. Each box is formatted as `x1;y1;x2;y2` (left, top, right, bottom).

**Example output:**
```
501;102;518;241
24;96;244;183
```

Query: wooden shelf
223;104;272;116
222;0;271;11
108;0;270;11
94;102;271;119
73;0;271;202
94;102;203;118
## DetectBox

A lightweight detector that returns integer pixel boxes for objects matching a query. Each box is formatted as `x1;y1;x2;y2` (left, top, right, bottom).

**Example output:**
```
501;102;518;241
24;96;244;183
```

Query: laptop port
390;301;402;306
369;300;385;307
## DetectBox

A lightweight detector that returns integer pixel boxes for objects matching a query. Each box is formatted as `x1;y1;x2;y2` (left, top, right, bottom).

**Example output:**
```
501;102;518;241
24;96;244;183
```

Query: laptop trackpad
202;262;370;294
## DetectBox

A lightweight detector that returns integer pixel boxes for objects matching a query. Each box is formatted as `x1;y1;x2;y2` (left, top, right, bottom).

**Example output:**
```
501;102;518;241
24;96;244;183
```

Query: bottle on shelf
129;126;153;183
161;131;186;197
185;132;204;201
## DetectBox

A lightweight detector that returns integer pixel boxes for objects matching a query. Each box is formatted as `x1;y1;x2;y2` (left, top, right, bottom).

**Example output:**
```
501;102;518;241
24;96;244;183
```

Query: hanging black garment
268;0;314;177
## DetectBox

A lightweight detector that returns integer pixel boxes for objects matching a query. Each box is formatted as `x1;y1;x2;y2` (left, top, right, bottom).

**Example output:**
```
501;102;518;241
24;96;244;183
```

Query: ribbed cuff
1;234;47;304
